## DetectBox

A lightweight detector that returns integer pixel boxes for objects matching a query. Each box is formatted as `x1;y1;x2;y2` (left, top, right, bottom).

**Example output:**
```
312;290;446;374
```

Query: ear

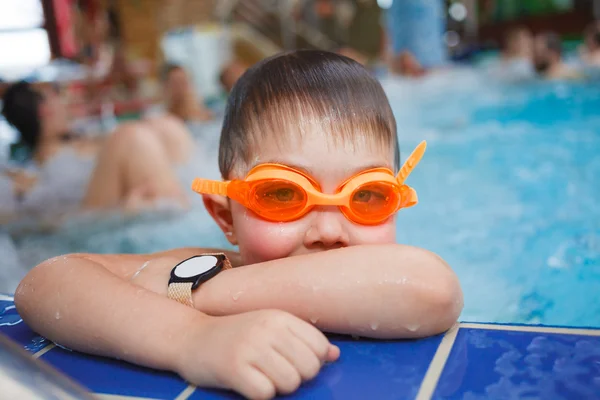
203;194;237;245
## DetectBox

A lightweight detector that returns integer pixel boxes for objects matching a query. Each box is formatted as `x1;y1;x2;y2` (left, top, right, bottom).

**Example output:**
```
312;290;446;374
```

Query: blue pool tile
40;347;188;398
0;299;49;353
190;333;444;399
433;327;600;400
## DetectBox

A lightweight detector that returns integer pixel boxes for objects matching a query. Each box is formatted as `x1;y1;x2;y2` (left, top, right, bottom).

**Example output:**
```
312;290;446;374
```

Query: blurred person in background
219;60;249;94
1;81;194;222
77;6;153;109
161;64;213;121
486;26;535;81
533;32;580;80
579;22;600;67
501;26;534;64
390;51;427;78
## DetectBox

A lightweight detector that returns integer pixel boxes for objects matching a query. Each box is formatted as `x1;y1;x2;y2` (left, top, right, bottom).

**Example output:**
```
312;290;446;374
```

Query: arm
138;244;463;339
14;247;239;367
15;247;337;398
207;245;462;338
14;249;210;370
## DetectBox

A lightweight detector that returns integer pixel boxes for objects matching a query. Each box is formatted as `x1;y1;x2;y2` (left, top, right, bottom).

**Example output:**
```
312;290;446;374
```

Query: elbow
14;255;74;318
426;270;463;335
14;258;50;316
400;247;463;338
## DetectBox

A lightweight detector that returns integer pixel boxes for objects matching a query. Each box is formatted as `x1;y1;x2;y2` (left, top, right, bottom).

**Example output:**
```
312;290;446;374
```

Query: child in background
15;50;463;400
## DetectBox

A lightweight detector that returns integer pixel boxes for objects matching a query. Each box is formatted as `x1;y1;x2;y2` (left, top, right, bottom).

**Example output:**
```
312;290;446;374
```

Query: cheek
231;205;306;265
350;219;397;245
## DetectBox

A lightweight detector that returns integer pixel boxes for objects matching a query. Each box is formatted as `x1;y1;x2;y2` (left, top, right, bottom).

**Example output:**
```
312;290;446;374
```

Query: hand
176;309;340;399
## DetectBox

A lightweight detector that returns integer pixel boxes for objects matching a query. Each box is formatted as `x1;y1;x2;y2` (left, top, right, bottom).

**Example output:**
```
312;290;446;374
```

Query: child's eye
263;186;299;202
353;190;372;203
254;181;305;208
352;189;386;203
273;188;295;202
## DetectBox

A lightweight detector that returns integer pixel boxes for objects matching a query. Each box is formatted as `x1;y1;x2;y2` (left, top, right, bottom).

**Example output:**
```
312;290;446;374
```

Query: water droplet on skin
370;321;379;331
54;311;61;320
310;316;319;324
232;291;243;301
406;324;420;332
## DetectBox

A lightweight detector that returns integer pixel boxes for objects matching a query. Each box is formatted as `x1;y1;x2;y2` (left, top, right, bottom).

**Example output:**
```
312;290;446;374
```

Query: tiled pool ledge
1;297;599;399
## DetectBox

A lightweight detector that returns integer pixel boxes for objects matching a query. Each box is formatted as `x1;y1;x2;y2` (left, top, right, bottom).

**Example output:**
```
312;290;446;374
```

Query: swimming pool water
4;68;600;328
387;70;600;327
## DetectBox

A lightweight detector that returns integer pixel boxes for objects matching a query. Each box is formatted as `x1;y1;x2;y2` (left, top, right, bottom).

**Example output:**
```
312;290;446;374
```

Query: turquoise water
4;68;600;327
386;70;600;327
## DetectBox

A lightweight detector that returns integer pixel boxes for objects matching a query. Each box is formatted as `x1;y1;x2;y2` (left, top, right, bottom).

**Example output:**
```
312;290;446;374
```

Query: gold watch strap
167;253;232;307
168;282;195;307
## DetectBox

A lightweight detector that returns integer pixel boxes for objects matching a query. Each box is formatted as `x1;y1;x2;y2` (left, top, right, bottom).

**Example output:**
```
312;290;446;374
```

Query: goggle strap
401;186;418;208
191;179;229;196
397;140;427;185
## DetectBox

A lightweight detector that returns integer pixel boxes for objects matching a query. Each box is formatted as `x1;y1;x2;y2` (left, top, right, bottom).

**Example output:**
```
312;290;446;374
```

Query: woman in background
1;81;194;222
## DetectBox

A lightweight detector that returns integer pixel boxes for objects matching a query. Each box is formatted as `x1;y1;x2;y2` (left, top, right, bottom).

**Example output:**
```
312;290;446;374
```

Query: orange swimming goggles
192;141;427;225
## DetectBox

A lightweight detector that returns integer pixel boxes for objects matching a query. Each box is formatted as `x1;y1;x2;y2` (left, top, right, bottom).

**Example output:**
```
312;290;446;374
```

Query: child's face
213;129;398;265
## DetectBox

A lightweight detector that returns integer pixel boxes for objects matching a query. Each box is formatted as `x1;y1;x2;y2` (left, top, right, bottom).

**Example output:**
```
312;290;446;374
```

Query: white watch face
174;256;219;278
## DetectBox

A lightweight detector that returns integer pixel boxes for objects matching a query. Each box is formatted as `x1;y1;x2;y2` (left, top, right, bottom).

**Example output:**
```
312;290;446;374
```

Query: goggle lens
349;182;401;223
250;180;307;221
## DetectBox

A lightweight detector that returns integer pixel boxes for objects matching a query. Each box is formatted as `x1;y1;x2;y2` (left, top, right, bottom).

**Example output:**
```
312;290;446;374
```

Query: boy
15;50;463;400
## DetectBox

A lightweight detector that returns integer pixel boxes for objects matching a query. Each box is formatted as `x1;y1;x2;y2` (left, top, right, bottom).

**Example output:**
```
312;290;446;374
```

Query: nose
303;208;350;250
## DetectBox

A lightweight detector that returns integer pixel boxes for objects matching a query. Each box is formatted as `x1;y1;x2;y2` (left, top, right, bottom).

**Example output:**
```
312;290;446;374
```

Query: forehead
239;126;395;182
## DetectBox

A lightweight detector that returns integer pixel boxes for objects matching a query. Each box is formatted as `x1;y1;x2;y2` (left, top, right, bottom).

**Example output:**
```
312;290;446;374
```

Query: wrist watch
167;253;232;307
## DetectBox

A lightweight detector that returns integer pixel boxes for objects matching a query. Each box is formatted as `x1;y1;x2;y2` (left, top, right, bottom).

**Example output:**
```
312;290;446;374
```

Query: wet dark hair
219;50;399;179
1;81;43;154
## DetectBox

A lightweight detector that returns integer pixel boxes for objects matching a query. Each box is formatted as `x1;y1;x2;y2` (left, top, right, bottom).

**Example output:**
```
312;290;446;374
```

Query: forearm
14;256;204;372
94;244;461;339
197;244;463;338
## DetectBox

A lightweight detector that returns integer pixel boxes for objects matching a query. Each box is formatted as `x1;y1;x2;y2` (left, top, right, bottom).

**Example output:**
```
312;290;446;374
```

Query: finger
287;319;333;361
252;350;301;395
327;344;341;362
273;334;322;381
234;365;276;400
